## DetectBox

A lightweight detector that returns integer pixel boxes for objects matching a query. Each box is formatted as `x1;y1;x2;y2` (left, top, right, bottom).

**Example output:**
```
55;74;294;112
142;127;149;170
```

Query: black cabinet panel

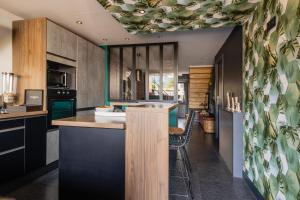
59;127;125;200
0;119;24;131
25;116;47;173
0;129;24;153
0;149;24;185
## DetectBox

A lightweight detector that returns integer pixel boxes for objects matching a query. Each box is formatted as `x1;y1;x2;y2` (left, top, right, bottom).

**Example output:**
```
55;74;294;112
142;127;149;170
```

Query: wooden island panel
125;104;175;200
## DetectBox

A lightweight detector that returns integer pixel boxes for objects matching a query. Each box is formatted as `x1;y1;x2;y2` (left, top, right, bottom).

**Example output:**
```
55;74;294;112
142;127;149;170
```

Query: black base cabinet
0;149;25;185
0;115;47;189
25;116;47;173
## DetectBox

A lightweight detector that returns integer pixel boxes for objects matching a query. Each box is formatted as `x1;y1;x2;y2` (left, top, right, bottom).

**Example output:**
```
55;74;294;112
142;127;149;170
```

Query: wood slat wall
189;66;213;109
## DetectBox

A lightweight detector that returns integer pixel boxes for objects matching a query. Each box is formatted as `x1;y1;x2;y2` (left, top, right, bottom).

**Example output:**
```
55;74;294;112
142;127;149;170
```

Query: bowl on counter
95;106;114;112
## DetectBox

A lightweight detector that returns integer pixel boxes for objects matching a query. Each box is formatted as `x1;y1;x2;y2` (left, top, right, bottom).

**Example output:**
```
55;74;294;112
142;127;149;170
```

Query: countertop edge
52;120;125;130
0;111;48;120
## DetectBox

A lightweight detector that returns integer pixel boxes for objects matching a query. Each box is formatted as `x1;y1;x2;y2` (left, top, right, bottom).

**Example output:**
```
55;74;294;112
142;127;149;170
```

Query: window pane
109;48;120;99
163;45;175;100
136;46;146;100
123;47;133;100
178;83;185;103
149;46;160;100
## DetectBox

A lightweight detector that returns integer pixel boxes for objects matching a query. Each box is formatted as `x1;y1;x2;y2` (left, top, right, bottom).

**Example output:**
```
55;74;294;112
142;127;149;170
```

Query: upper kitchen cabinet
77;37;105;109
76;37;89;109
47;20;77;61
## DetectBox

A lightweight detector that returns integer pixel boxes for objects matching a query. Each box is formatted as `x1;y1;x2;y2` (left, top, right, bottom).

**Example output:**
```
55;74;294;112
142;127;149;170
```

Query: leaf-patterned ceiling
97;0;260;34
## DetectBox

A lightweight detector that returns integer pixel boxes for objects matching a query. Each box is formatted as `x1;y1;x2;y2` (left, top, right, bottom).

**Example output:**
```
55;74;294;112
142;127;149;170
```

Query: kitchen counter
52;113;125;129
54;103;178;200
55;112;125;199
0;110;48;120
52;103;177;130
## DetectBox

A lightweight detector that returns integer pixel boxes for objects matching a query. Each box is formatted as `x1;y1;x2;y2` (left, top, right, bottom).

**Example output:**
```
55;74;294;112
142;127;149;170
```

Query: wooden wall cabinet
46;20;77;61
13;18;47;109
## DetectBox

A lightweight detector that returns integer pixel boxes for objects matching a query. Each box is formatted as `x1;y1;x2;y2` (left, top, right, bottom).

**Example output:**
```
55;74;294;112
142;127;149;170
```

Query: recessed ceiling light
76;20;83;24
124;38;130;41
139;10;145;14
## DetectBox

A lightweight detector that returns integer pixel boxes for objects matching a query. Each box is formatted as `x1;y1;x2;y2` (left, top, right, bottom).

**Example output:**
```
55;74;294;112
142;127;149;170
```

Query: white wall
0;8;22;93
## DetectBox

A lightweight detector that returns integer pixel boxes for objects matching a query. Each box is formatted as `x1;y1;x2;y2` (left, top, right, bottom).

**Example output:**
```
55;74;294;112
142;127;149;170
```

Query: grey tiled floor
6;120;255;200
169;120;256;200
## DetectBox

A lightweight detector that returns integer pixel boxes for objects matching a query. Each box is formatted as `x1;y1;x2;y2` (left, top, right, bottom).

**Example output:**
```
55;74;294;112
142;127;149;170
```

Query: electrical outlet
267;16;276;32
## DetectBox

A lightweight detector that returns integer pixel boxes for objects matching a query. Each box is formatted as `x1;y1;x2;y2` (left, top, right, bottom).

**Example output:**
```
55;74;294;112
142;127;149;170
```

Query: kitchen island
52;114;126;200
52;103;177;200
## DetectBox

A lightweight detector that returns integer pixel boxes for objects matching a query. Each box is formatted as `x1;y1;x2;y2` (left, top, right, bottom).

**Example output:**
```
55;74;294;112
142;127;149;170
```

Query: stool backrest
185;110;195;144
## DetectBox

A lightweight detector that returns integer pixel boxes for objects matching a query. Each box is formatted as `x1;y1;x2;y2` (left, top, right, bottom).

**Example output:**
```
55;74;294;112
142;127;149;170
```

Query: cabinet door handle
0;146;25;156
0;126;25;134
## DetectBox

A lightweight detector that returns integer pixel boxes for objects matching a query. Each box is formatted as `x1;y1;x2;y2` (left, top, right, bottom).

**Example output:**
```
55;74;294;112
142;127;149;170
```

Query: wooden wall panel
189;79;210;84
189;73;212;79
126;107;169;200
12;18;47;110
189;66;213;109
189;67;212;74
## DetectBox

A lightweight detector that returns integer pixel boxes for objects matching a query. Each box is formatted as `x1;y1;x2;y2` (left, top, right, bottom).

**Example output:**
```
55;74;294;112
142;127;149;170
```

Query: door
215;56;223;139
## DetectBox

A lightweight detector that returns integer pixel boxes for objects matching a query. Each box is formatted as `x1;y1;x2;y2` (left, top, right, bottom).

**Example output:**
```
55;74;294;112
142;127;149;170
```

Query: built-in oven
47;89;76;130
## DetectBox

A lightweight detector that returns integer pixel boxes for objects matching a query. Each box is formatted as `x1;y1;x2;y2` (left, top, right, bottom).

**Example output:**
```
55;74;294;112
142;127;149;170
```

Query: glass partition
163;45;175;100
136;47;146;100
109;48;121;100
122;47;133;100
149;46;160;100
109;43;177;101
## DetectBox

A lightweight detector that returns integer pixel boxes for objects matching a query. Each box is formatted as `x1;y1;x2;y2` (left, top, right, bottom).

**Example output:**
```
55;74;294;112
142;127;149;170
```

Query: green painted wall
169;108;178;127
100;45;110;106
243;0;300;199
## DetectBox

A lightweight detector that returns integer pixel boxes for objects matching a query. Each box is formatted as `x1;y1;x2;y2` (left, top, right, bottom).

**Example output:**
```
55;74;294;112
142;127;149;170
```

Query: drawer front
0;119;24;131
0;129;25;153
0;149;25;185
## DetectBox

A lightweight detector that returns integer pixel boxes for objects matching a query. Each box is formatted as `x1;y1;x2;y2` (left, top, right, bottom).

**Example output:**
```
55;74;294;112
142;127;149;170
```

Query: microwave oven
47;69;71;89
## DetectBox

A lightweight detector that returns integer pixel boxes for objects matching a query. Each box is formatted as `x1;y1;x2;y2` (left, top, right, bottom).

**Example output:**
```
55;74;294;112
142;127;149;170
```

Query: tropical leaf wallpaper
243;0;300;199
97;0;259;34
99;0;300;199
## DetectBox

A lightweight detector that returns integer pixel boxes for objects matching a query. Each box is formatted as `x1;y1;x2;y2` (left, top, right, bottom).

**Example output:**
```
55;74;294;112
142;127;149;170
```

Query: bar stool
169;110;195;200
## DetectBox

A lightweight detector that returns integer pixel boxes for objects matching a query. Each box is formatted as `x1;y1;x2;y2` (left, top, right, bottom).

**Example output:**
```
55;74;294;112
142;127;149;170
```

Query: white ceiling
0;0;233;73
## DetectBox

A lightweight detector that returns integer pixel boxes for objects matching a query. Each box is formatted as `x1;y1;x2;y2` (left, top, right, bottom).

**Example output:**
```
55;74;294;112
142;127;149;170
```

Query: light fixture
139;10;145;14
124;37;130;41
150;28;155;32
76;20;83;24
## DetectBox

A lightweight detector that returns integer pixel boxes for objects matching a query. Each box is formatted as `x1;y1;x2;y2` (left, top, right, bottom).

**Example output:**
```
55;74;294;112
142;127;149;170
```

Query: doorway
214;55;223;139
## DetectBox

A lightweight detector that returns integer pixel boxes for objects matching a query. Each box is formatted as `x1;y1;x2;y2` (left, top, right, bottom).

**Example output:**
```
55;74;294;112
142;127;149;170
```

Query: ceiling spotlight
139;10;145;14
76;20;83;24
124;37;130;41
